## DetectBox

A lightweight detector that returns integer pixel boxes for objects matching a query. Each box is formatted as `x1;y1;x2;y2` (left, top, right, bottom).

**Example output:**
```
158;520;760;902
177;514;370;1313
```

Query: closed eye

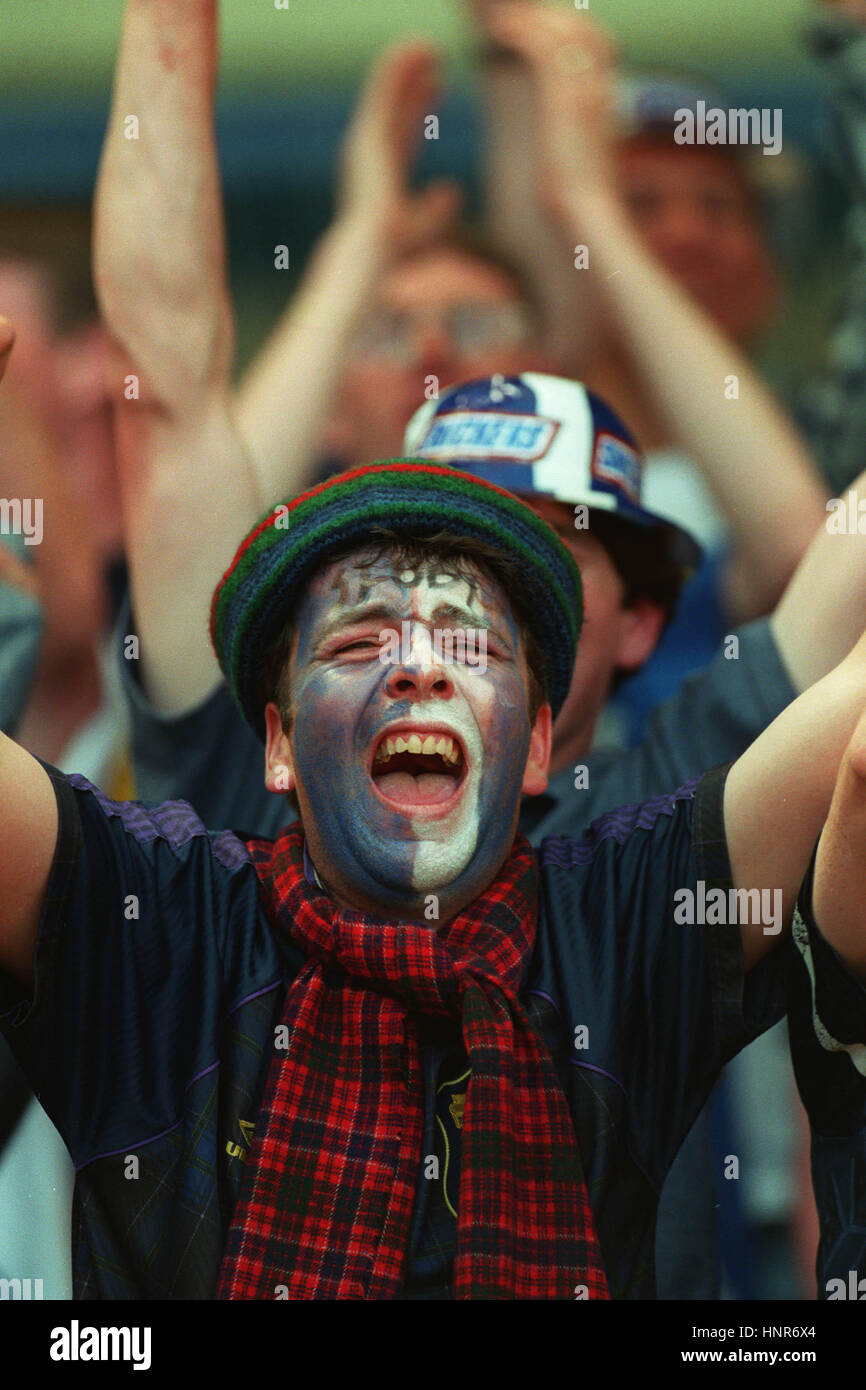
338;639;382;654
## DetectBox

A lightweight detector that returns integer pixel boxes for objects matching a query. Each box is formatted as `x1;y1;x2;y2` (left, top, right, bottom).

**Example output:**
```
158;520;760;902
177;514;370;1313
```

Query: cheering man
2;398;866;1293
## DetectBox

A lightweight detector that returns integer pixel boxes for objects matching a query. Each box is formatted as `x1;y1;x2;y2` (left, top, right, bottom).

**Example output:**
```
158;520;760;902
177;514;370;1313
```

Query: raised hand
485;2;620;221
337;41;462;256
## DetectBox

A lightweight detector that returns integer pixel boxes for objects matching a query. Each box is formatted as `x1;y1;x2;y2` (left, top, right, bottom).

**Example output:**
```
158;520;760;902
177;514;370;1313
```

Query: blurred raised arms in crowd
235;41;463;497
474;0;829;623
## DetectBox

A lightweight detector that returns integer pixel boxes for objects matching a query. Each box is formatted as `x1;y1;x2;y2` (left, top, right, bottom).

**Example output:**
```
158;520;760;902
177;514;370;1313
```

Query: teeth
374;732;463;765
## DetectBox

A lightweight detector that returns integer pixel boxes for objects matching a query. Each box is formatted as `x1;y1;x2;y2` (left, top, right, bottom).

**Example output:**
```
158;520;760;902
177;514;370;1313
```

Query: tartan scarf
216;825;609;1300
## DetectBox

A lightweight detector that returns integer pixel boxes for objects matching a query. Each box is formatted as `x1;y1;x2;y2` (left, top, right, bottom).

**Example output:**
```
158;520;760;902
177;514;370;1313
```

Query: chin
404;836;477;895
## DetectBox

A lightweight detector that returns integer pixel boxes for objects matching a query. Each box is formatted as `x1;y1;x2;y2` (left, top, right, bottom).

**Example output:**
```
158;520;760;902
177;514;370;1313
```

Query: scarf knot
287;905;527;1022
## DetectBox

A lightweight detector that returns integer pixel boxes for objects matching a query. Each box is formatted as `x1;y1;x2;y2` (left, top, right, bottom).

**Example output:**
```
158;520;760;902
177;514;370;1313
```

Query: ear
264;702;296;795
615;598;667;672
521;701;553;797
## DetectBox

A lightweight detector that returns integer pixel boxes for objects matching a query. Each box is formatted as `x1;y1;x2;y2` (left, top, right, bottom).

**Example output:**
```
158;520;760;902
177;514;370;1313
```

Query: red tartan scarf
216;825;609;1300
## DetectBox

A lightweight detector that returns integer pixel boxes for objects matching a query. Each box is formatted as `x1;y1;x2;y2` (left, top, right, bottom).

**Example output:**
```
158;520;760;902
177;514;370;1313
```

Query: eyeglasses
351;304;533;366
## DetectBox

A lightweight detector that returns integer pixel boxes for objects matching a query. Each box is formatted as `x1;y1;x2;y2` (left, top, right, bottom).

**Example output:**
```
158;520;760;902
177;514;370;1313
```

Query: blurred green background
0;0;850;382
0;0;820;94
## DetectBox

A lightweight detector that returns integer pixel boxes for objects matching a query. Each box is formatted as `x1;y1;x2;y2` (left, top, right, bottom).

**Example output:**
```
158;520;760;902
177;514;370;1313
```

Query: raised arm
724;626;866;972
486;3;828;622
93;0;260;714
810;704;866;980
468;0;593;367
235;43;460;502
771;465;866;689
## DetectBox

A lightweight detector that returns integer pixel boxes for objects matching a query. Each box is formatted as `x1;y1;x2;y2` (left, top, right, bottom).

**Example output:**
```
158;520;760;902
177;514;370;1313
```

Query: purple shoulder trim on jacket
65;772;252;873
538;777;700;870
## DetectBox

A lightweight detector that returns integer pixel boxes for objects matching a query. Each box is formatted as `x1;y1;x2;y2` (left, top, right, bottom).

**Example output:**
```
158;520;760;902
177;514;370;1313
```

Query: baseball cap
403;373;702;572
614;70;806;200
617;70;733;140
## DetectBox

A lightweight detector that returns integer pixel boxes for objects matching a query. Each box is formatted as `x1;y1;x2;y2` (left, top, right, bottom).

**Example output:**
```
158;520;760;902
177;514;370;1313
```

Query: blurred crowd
3;0;866;1300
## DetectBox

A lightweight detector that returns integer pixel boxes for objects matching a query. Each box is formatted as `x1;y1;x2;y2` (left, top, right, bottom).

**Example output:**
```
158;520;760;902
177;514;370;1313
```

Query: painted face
265;548;550;923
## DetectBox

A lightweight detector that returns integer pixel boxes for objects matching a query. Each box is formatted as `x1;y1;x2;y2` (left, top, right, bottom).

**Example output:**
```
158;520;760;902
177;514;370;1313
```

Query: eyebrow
314;603;402;646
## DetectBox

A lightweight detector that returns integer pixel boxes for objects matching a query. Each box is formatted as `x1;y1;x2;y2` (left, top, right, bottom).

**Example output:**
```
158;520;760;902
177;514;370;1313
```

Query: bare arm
469;0;595;367
235;44;460;503
770;0;866;986
93;0;260;715
771;469;866;690
811;703;866;981
235;215;391;503
488;3;828;622
725;631;866;971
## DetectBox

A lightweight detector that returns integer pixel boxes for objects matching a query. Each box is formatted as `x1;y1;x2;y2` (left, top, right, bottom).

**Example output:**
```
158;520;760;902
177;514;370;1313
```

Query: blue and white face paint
271;547;546;923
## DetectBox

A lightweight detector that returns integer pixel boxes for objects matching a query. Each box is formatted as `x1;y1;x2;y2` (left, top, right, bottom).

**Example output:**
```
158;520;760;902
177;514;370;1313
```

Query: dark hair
259;528;550;730
587;511;687;615
580;510;688;695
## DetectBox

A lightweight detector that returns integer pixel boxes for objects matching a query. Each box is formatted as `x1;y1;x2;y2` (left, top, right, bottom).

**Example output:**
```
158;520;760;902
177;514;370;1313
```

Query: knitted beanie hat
211;461;583;740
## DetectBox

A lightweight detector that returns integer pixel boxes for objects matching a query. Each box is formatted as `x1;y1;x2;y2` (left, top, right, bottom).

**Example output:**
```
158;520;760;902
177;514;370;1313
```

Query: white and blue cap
403;372;702;572
616;70;734;140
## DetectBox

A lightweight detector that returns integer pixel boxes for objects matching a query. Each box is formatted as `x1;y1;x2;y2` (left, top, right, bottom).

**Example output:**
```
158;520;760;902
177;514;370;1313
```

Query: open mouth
371;729;467;809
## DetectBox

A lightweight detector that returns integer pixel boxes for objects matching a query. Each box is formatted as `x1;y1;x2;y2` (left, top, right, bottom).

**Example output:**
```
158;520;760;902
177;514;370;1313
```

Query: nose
410;322;460;378
383;626;455;702
384;661;454;702
653;198;714;258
